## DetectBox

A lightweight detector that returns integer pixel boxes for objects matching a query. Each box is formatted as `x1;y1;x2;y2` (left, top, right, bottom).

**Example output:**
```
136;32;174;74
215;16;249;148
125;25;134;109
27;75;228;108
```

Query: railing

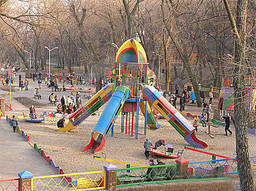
32;171;105;191
0;178;20;191
116;158;242;188
116;164;178;187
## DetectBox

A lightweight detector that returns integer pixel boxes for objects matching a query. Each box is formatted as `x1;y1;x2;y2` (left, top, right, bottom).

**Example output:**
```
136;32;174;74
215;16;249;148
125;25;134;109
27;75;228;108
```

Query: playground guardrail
0;178;20;191
32;171;105;191
115;157;256;188
115;161;232;188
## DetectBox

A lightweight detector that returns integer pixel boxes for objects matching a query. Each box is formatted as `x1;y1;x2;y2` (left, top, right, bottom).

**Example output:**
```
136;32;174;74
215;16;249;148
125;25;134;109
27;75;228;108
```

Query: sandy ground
1;73;256;175
0;119;56;179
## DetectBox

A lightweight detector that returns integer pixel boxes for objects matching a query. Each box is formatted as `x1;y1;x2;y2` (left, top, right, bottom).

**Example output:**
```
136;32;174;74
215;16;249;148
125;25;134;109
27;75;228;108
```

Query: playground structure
219;77;256;111
184;147;232;161
58;38;207;154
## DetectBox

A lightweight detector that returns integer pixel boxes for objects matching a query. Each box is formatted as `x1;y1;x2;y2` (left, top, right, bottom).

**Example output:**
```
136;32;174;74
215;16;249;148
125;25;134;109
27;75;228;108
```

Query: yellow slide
58;84;114;132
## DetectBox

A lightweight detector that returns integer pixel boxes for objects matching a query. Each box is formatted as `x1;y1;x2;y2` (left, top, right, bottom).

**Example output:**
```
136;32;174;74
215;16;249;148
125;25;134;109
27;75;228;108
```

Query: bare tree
223;0;254;190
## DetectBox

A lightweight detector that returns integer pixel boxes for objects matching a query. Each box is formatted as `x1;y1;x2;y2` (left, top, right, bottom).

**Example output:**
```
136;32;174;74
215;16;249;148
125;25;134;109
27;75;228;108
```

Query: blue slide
83;86;130;153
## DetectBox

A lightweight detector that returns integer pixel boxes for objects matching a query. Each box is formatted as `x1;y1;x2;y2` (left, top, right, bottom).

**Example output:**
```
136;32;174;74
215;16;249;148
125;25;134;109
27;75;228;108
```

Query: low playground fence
32;171;105;191
0;178;20;191
115;158;256;188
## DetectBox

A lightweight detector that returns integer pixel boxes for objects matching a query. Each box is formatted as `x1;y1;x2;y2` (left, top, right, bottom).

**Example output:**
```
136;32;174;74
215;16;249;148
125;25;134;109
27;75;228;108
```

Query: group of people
55;92;82;115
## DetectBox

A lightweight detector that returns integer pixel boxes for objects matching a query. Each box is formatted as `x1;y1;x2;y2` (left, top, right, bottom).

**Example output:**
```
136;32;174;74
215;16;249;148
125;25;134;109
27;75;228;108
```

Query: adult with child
11;115;18;132
144;137;153;159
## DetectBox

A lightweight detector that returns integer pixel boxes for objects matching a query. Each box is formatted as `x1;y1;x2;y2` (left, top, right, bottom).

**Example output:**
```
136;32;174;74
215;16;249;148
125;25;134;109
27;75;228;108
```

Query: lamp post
45;46;58;79
24;50;32;69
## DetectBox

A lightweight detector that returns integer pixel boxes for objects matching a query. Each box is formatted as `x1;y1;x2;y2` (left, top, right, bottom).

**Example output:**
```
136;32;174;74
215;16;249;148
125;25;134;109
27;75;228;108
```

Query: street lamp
45;46;58;79
24;50;32;69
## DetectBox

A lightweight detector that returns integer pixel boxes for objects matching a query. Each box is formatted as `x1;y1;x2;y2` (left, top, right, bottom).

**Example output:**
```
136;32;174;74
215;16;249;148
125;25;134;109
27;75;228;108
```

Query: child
193;117;199;131
144;137;153;159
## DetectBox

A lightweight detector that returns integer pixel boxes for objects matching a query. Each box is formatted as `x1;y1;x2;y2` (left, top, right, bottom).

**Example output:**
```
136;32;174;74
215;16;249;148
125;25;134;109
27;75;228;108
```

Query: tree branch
222;0;242;44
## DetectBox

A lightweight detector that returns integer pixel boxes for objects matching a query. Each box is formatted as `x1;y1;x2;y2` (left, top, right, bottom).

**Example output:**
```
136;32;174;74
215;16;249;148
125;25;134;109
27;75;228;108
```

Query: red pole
131;111;134;137
128;112;130;134
125;113;128;134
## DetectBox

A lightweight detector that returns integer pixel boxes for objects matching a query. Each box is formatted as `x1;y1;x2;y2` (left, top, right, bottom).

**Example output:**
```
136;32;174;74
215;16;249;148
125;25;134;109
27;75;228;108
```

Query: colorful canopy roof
115;39;147;63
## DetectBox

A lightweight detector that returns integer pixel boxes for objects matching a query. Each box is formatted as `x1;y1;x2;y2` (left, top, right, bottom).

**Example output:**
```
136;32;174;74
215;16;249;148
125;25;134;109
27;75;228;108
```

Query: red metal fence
0;178;20;191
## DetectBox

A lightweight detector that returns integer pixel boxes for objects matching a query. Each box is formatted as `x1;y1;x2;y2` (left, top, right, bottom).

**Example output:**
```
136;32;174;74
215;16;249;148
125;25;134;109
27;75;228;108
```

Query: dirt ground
2;79;256;174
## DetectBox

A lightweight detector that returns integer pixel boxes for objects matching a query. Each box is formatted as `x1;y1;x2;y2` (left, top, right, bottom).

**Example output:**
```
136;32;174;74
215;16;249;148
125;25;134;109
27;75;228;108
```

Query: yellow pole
93;156;146;167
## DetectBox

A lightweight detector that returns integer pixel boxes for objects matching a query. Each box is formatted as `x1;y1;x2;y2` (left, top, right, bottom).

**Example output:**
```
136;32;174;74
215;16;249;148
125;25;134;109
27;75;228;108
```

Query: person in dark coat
154;139;165;149
57;118;65;128
180;96;185;112
223;113;232;136
11;115;18;132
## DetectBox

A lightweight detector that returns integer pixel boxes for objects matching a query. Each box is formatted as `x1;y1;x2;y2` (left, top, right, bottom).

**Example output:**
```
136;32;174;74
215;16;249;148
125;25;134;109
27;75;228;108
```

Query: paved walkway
0;119;56;179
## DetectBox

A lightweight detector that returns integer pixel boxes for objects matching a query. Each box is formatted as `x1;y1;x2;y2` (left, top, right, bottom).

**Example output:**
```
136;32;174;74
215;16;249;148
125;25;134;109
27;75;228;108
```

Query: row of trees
0;1;255;189
0;1;254;91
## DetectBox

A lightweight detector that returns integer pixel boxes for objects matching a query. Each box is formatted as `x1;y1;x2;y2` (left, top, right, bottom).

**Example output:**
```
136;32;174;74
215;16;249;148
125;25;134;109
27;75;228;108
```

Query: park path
0;119;56;179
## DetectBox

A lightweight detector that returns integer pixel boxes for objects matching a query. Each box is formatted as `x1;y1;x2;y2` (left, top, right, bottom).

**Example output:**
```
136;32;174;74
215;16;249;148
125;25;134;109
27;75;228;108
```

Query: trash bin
0;97;5;117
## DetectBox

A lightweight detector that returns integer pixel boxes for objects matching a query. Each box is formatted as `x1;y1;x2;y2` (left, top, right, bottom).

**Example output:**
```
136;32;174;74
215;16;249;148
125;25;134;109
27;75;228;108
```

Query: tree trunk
223;0;254;190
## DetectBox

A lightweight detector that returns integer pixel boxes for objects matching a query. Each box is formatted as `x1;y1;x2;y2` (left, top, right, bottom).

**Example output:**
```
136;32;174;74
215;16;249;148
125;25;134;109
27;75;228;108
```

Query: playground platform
0;119;56;179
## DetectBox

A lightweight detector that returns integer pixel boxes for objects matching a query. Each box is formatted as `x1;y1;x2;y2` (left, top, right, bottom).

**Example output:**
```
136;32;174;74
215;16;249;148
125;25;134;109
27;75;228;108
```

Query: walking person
202;103;210;122
38;78;42;90
180;93;186;112
11;115;18;132
144;137;153;159
223;113;232;136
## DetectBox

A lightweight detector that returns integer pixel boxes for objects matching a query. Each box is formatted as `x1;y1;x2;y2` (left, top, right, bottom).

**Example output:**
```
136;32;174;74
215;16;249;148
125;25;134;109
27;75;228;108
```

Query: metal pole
48;50;51;78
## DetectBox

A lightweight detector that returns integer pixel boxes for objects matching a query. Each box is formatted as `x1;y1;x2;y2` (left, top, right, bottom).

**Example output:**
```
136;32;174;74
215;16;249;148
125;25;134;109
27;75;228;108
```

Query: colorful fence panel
32;171;105;191
0;178;20;191
116;158;256;188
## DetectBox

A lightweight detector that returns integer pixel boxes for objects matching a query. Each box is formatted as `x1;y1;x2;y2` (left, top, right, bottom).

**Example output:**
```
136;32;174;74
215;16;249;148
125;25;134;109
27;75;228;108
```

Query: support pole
135;97;140;139
128;112;130;135
131;111;134;137
121;112;124;133
144;100;148;136
125;113;128;134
